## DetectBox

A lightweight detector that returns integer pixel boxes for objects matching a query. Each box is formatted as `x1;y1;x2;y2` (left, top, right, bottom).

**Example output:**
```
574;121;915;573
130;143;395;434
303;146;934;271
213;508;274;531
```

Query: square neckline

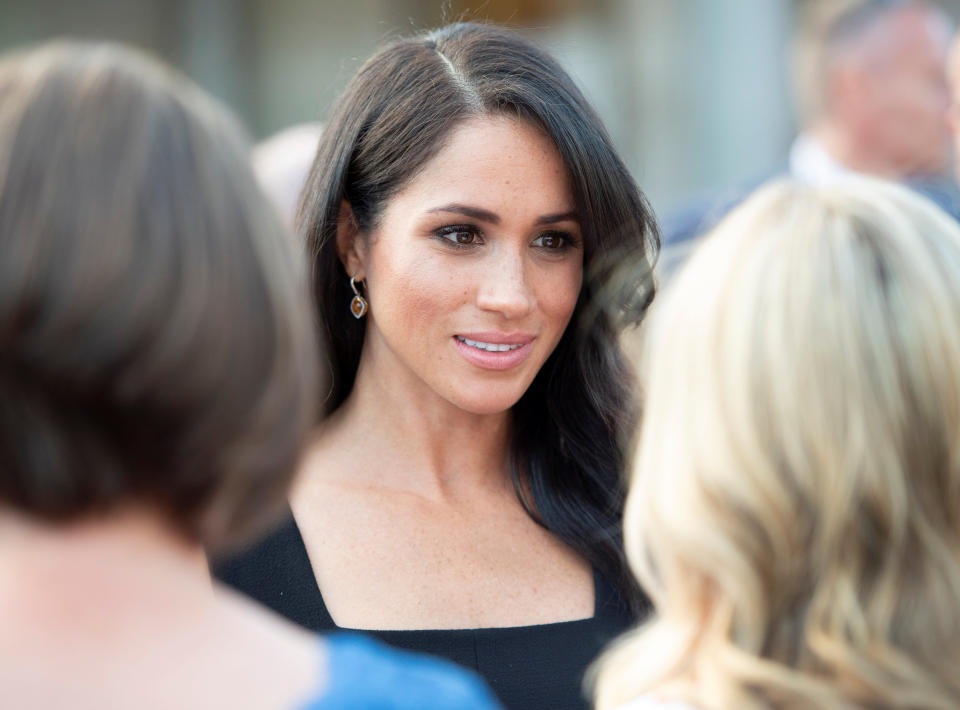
287;510;605;633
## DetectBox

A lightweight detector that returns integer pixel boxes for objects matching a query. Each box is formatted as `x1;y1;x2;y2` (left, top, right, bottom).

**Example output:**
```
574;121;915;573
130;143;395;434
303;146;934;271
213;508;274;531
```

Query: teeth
458;336;523;352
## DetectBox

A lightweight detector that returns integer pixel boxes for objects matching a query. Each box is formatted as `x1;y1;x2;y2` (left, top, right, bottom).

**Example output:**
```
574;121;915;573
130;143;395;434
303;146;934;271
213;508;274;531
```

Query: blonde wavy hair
594;178;960;710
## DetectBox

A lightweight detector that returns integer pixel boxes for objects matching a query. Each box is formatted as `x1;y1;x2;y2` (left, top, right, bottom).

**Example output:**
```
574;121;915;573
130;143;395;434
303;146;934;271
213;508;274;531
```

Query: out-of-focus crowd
1;3;959;710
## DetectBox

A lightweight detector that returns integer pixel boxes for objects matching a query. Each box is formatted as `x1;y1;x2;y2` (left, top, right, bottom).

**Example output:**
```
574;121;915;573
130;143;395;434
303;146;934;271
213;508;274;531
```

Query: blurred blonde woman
594;178;960;710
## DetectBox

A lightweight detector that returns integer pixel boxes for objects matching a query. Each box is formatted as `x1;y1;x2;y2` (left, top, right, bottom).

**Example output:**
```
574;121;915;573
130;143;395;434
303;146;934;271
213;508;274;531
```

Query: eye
435;225;483;249
532;231;576;250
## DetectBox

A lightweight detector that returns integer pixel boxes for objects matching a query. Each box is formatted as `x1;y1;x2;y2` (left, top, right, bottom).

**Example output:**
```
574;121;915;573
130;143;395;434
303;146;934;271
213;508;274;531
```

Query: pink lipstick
452;332;536;371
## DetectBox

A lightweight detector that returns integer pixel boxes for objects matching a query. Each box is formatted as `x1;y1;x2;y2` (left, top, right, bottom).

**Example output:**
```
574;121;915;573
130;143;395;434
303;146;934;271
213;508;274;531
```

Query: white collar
788;133;853;185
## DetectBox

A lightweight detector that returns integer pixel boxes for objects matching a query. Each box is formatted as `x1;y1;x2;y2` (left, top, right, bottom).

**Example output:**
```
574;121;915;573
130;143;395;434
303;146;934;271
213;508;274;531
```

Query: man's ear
335;200;366;278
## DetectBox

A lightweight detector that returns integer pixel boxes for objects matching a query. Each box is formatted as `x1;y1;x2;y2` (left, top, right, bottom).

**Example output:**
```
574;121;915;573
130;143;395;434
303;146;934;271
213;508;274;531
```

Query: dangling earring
349;275;368;319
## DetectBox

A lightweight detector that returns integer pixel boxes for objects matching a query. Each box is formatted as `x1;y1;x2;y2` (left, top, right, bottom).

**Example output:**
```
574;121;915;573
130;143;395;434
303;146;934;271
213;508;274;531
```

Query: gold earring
349;276;368;319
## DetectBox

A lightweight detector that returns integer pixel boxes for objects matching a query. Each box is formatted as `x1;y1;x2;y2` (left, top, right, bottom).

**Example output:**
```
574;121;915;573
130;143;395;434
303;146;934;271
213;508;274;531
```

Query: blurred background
2;0;958;219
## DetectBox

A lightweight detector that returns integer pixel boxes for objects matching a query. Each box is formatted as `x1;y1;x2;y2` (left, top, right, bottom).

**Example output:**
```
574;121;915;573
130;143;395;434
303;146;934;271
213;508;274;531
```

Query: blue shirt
300;634;504;709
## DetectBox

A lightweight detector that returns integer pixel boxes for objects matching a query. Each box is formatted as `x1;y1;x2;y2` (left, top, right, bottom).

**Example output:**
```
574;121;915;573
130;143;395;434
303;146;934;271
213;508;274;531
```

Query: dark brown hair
300;22;658;608
0;42;318;548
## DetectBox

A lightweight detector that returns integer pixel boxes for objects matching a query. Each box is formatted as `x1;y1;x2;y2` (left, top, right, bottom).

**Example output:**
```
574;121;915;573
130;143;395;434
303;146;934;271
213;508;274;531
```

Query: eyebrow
427;203;580;226
534;211;580;226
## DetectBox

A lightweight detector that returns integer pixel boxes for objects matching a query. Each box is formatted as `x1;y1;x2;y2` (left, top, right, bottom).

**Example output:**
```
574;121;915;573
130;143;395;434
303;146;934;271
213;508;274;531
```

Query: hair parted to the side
593;177;960;710
299;22;659;609
0;42;319;548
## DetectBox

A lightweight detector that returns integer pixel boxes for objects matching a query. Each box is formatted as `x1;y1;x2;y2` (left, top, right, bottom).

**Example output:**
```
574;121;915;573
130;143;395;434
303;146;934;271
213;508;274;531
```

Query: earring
349;275;368;319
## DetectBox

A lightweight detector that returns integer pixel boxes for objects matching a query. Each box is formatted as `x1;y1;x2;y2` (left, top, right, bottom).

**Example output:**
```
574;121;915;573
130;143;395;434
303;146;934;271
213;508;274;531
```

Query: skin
0;511;322;710
292;114;594;630
947;32;960;175
815;5;953;177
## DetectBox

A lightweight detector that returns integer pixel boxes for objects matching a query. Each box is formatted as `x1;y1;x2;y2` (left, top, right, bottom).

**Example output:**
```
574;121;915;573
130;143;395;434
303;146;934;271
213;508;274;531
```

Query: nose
475;246;535;320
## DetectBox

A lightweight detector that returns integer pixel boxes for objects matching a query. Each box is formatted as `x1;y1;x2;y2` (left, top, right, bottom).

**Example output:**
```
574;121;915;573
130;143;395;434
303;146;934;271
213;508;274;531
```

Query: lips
453;332;536;371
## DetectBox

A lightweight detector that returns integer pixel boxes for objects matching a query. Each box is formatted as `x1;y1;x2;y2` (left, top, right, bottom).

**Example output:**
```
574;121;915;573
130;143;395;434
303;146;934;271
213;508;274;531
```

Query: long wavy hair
298;22;659;608
594;178;960;709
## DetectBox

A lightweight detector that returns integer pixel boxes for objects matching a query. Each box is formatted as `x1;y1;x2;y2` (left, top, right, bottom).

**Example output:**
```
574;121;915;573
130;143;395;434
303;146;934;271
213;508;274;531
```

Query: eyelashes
434;225;483;249
432;224;581;252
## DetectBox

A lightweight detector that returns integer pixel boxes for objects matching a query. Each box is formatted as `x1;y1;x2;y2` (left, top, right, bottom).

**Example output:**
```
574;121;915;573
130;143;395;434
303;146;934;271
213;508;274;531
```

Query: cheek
536;262;583;329
368;246;466;333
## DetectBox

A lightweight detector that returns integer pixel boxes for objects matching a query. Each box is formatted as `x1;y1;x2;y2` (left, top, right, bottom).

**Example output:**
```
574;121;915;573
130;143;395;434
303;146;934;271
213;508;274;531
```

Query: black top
213;514;635;710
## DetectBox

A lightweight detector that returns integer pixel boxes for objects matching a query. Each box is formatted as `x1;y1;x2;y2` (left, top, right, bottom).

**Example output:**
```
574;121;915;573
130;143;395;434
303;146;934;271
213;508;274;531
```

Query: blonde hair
594;178;960;710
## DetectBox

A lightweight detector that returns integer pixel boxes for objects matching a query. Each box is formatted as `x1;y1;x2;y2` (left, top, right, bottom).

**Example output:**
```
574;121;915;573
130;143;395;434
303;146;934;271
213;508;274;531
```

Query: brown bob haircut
0;42;318;547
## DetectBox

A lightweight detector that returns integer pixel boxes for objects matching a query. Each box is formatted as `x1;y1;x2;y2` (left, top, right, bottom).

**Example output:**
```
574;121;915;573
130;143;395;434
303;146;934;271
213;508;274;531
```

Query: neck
318;339;516;501
810;122;901;179
0;508;213;637
0;510;324;710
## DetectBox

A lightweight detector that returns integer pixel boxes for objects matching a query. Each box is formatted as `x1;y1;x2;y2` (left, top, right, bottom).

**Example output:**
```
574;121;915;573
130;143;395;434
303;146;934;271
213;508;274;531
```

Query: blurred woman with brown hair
0;40;499;710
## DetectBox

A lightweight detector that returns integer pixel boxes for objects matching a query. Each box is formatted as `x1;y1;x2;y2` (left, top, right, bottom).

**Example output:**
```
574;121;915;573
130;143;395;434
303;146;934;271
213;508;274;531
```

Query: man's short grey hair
792;0;922;126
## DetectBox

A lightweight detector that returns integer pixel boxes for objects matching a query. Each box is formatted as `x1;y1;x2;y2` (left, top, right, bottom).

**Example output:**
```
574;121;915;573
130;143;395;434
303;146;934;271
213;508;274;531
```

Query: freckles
391;257;463;323
539;270;581;320
442;277;472;312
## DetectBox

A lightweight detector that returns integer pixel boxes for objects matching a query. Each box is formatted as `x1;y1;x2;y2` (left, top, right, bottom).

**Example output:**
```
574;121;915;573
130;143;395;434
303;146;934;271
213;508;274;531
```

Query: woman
594;178;960;710
215;21;659;710
0;41;500;709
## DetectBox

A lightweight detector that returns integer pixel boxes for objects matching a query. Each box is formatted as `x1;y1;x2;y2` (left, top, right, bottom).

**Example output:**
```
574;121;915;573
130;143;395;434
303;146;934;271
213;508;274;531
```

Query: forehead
390;114;573;215
869;7;952;67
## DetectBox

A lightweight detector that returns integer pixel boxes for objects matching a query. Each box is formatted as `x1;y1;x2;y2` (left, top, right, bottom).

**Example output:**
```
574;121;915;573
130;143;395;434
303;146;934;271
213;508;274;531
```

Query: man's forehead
850;6;952;67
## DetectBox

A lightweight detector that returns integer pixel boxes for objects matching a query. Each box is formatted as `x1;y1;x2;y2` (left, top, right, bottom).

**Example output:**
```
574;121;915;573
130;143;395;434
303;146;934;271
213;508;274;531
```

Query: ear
335;200;366;278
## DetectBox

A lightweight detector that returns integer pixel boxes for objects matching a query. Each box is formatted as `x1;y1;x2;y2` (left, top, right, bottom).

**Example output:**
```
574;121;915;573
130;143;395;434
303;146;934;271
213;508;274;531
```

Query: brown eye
435;225;483;248
533;233;569;250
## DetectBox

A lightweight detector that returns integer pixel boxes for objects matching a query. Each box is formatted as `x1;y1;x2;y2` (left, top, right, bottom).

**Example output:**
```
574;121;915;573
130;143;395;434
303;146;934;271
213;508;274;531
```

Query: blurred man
791;0;952;183
664;0;958;269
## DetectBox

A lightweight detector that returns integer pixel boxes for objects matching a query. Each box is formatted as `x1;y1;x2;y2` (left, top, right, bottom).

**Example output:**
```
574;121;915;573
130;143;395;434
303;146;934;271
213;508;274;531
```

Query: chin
448;383;529;416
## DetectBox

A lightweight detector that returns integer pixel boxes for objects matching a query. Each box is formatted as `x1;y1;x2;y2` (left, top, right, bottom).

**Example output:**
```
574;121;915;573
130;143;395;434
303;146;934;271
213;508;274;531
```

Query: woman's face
346;114;583;415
